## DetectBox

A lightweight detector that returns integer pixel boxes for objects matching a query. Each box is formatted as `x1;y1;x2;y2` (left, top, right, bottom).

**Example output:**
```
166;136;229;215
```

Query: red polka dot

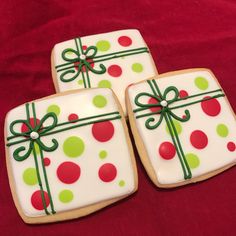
57;162;81;184
31;190;50;210
179;90;189;98
82;45;87;51
21;118;41;133
118;36;132;47
148;97;161;113
43;158;51;167
182;115;187;119
92;121;114;142
68;113;79;123
98;163;117;182
201;96;221;117
107;65;122;77
74;58;94;72
190;130;208;149
227;142;235;152
159;142;176;160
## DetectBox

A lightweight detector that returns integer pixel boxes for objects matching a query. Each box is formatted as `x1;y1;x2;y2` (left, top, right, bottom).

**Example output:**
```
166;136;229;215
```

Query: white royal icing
52;29;158;115
6;88;135;217
128;69;236;185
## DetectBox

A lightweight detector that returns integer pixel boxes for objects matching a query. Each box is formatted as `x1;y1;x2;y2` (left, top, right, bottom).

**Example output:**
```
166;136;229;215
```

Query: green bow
134;85;191;130
58;45;106;84
7;107;58;162
133;79;225;180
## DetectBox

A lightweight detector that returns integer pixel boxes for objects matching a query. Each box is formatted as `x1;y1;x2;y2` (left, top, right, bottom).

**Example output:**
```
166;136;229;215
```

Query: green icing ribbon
133;79;225;179
7;102;121;215
55;37;149;88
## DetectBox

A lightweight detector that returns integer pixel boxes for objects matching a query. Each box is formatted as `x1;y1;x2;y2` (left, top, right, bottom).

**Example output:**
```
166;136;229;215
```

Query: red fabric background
0;0;236;235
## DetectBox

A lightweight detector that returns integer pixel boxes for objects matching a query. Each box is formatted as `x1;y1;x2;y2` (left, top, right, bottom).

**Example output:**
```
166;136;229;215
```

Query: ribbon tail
35;139;58;153
165;113;192;179
146;112;164;130
59;67;81;83
85;61;106;75
13;141;33;161
32;143;50;215
39;148;56;214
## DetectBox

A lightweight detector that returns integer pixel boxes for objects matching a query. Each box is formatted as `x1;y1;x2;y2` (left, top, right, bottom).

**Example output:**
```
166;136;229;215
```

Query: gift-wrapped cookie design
5;88;137;223
51;29;158;115
126;69;236;188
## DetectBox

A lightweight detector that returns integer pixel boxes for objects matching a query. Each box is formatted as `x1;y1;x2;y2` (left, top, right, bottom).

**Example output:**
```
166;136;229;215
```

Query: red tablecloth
0;0;236;235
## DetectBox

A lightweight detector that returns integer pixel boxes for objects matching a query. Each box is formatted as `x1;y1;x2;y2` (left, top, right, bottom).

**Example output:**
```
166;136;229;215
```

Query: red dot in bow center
74;58;94;72
31;190;50;210
21;118;41;133
118;36;132;47
148;97;161;113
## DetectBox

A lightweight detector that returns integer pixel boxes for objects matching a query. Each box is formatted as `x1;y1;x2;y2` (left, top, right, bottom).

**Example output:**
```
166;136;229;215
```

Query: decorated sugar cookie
126;69;236;188
51;29;158;115
5;88;137;224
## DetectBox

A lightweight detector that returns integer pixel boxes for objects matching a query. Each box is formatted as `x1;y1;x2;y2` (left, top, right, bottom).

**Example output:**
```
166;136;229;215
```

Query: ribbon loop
13;141;33;161
84;46;97;58
9;119;33;138
62;48;80;62
163;86;179;105
37;112;58;135
134;92;162;110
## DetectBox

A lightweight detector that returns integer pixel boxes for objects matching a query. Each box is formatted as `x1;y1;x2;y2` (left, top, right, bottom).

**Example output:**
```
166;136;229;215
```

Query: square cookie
5;88;137;224
51;29;158;115
126;69;236;188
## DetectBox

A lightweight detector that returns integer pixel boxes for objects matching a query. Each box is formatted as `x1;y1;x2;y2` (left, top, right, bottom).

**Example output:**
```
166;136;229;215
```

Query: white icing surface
53;29;158;115
6;88;135;217
128;70;236;185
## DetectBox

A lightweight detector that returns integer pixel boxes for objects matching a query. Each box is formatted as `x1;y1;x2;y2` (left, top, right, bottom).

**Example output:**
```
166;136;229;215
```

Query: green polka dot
23;168;38;185
186;153;200;169
166;120;182;135
93;95;107;108
194;77;209;90
96;40;110;52
119;180;125;187
132;63;143;73
216;124;229;137
47;105;60;116
78;79;83;85
59;190;74;203
99;150;107;159
98;80;112;88
63;136;85;158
